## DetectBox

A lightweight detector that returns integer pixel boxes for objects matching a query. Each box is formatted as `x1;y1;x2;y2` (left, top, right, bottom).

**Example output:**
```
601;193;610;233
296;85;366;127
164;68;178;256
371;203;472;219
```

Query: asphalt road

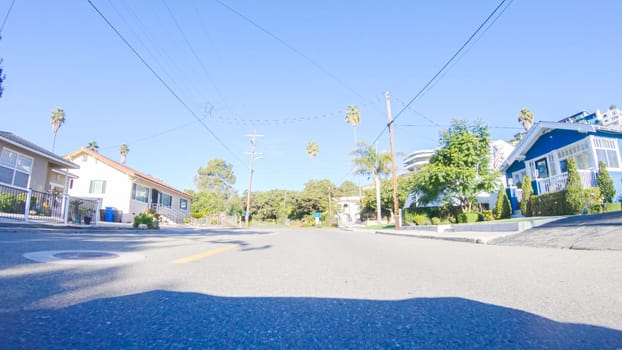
491;211;622;250
0;227;621;349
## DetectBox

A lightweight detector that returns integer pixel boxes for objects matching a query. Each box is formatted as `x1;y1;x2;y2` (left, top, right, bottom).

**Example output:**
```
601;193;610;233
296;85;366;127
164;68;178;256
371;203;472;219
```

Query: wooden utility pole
245;132;263;227
386;91;400;230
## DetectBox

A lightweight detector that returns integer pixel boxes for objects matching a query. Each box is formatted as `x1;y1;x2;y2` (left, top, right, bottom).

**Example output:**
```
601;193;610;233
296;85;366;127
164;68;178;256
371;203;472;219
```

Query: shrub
606;202;621;212
493;185;512;219
457;211;479;223
565;158;586;214
597;161;615;203
529;191;567;216
520;176;533;216
413;214;430;225
480;209;494;221
133;211;159;229
430;217;441;225
585;187;603;214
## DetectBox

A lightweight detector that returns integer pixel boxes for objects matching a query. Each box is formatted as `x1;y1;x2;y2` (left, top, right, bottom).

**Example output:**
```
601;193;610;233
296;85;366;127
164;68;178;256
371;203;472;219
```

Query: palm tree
306;141;319;179
518;108;534;132
345;105;360;147
50;108;66;152
86;141;99;152
306;141;319;158
119;144;129;164
351;141;392;222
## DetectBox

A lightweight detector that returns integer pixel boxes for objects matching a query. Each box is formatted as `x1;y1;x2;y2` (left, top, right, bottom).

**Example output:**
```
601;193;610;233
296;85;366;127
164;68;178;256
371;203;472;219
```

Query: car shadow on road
2;290;620;349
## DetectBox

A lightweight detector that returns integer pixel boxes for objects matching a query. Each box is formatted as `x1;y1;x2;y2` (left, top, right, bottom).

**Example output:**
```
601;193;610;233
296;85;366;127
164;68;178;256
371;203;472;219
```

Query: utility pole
245;131;263;227
386;91;400;231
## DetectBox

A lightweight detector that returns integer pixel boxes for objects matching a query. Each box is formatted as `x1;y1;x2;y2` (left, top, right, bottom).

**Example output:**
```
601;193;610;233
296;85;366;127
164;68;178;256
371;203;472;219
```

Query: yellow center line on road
172;244;239;264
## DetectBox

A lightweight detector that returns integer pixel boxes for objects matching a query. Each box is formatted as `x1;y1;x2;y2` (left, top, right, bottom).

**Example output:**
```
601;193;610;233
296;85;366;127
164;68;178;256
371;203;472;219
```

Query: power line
87;0;244;166
212;0;372;105
0;0;16;36
395;124;522;130
369;0;513;147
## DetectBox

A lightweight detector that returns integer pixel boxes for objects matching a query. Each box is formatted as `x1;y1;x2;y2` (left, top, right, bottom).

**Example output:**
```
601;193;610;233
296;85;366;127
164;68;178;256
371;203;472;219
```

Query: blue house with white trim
500;121;622;210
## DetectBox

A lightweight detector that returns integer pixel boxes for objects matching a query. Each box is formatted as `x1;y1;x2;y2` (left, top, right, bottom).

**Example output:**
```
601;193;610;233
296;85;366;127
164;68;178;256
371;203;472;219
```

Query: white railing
151;203;189;224
536;170;597;195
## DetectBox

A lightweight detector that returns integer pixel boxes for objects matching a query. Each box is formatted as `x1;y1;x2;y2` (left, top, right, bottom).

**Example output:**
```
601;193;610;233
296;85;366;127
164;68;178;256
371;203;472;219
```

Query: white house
65;148;191;224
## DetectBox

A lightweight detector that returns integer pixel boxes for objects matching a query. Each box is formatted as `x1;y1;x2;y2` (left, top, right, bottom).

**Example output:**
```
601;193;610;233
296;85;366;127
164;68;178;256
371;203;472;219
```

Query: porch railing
535;170;597;195
0;183;100;224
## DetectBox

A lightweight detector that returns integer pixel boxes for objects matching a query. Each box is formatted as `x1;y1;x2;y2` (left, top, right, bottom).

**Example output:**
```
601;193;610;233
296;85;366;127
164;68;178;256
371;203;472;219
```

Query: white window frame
557;139;593;171
591;136;621;170
0;147;33;189
159;192;172;208
131;183;150;203
180;198;188;210
89;180;107;194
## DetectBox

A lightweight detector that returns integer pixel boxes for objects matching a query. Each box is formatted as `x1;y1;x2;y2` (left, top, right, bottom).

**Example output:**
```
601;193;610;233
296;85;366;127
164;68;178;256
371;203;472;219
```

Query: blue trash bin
105;207;114;222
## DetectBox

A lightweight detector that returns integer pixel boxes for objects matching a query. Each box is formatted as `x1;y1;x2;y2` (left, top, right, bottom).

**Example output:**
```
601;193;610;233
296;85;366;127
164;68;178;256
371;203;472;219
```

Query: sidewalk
371;217;564;244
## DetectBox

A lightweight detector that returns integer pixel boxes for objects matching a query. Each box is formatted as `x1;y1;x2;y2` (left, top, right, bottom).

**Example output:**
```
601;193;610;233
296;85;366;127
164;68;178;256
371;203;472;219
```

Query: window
160;193;172;208
131;183;149;202
593;137;620;168
0;148;33;188
89;180;107;194
557;140;593;170
535;158;549;179
180;198;188;210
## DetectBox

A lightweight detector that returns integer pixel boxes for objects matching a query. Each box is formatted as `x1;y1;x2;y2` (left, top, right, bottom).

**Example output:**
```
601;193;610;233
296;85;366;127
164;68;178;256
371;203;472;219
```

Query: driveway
490;211;622;250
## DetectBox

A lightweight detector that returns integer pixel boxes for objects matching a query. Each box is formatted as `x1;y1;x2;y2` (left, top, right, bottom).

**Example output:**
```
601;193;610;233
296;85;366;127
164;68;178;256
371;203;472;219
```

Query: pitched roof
0;131;79;169
65;147;192;199
500;121;622;172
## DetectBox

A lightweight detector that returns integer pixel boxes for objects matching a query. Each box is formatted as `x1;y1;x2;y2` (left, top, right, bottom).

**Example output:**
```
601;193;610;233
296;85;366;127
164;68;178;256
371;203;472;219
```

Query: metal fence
0;183;100;224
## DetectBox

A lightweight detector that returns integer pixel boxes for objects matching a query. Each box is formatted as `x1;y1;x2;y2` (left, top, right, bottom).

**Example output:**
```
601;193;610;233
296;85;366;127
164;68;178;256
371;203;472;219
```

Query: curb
375;230;484;244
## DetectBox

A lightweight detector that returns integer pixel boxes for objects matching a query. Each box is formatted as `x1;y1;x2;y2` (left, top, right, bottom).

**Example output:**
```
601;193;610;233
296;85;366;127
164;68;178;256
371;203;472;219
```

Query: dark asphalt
3;291;621;349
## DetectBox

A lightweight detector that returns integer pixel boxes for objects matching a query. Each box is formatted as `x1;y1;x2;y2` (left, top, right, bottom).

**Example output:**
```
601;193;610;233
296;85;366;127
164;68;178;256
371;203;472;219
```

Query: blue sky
1;1;620;193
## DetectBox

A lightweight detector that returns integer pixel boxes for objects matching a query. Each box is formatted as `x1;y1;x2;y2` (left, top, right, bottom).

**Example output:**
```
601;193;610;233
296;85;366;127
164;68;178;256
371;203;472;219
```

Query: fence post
24;189;32;223
63;194;69;224
95;198;102;225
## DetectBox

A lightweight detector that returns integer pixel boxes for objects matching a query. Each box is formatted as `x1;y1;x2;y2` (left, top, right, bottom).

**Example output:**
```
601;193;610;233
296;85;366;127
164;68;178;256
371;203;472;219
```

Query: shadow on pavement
2;290;620;349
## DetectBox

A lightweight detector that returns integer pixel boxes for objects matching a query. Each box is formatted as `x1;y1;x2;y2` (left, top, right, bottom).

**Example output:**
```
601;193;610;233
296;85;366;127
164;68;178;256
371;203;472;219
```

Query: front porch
534;170;597;195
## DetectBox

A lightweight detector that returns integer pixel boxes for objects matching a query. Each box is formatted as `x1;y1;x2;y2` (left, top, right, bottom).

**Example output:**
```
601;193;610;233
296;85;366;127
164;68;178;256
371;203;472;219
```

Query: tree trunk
374;174;382;222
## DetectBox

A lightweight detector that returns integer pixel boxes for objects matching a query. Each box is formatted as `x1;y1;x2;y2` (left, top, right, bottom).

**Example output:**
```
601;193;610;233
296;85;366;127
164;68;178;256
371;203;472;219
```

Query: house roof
500;121;622;172
65;148;192;199
0;131;79;169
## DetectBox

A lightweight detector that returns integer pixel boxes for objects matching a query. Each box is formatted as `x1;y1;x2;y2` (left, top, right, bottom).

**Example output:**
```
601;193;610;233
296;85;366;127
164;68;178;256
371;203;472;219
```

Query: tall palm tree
518;108;534;132
119;144;130;164
50;108;66;152
306;141;319;158
86;141;99;152
351;141;392;222
345;105;360;147
306;141;319;179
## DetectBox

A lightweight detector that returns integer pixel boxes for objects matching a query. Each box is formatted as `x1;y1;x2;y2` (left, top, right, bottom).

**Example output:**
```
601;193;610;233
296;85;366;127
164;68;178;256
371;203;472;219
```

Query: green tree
190;191;226;217
336;180;359;197
50;108;66;152
377;174;415;217
564;158;586;214
345;105;361;146
119;144;130;164
520;175;533;217
351;142;392;222
518;108;534;132
413;120;498;212
494;184;512;219
86;140;99;152
597;161;615;203
195;159;236;196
